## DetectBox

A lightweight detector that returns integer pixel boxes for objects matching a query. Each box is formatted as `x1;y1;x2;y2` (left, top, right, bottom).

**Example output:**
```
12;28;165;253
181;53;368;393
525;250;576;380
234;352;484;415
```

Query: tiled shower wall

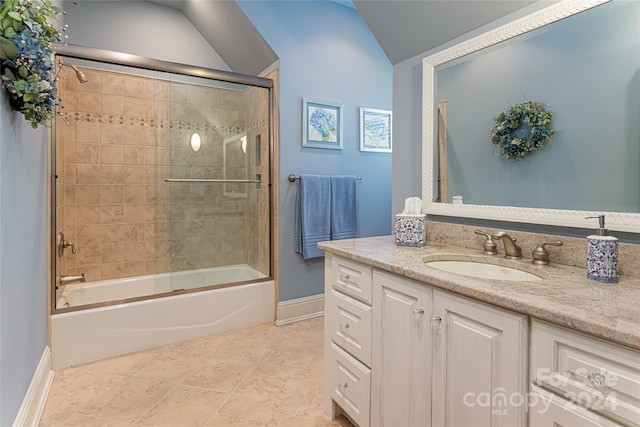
56;64;270;283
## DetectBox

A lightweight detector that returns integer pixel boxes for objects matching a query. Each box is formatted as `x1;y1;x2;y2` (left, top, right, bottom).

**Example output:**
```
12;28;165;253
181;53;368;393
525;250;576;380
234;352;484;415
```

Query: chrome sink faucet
492;231;522;259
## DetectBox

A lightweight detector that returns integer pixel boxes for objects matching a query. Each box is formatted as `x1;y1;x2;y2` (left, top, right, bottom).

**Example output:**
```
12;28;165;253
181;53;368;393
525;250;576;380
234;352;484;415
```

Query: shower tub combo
51;45;275;370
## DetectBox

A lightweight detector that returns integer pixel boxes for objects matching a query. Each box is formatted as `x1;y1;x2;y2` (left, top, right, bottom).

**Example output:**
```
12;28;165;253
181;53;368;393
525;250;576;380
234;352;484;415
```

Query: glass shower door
52;48;273;313
154;73;271;293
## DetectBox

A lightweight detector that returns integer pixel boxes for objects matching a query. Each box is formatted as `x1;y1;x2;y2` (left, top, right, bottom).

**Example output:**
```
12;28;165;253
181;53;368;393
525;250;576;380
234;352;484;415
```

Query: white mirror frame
422;0;640;233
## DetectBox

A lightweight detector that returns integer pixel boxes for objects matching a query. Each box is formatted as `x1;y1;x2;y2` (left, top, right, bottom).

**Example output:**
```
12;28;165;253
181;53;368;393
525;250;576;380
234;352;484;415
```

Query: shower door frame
50;43;275;315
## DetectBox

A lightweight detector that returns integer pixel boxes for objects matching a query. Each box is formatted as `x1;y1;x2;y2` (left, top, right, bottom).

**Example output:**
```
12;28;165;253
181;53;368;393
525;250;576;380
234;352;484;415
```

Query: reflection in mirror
223;133;248;198
422;0;640;232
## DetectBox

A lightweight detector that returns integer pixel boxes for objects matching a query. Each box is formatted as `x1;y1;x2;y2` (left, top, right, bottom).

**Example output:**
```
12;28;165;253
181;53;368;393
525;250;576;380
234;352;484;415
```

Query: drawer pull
340;323;350;330
413;308;425;315
587;372;607;391
339;273;350;282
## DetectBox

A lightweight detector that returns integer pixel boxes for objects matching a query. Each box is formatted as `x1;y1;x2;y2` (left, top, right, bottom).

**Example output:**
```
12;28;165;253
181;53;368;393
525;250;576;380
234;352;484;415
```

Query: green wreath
490;100;554;160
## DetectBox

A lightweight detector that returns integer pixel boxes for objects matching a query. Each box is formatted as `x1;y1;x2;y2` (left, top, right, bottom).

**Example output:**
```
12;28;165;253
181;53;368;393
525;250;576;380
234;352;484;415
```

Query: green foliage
0;35;19;58
0;0;64;128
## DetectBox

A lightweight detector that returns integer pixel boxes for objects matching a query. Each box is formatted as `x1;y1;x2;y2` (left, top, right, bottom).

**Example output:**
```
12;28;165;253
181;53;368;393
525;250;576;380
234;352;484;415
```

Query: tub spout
58;274;86;286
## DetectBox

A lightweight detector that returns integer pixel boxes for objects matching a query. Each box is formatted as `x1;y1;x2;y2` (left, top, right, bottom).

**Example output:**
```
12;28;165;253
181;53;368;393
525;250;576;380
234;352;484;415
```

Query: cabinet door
372;270;432;427
432;289;528;427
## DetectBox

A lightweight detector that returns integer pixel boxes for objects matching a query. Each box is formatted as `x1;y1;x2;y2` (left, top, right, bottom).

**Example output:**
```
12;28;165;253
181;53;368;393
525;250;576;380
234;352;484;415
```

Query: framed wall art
360;107;392;153
302;98;343;149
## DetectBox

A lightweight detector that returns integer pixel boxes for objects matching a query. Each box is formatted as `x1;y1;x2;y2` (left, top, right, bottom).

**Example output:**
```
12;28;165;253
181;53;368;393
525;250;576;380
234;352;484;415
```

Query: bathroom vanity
320;236;640;427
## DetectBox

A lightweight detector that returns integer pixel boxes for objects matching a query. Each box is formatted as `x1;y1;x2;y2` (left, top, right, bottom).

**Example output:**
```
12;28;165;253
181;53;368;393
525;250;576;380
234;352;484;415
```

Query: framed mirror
422;0;640;233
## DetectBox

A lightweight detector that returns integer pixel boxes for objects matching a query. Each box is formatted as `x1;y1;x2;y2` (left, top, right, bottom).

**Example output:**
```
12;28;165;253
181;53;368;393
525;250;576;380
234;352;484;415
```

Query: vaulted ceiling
148;0;537;74
353;0;536;64
148;0;277;75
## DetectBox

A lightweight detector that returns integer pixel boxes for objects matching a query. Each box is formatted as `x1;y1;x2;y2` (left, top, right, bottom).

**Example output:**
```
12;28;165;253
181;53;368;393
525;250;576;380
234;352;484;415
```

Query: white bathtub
51;264;274;369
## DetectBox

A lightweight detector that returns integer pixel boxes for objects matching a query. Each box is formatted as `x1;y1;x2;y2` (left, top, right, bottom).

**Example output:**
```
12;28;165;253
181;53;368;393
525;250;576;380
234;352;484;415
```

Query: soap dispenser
585;215;618;283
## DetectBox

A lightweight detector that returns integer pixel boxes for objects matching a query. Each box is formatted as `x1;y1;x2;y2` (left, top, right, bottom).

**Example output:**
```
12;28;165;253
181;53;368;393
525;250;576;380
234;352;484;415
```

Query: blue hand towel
294;175;331;259
330;175;358;240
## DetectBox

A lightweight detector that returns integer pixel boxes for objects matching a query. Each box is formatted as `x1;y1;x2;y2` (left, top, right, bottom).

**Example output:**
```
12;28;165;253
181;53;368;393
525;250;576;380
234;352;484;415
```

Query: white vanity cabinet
325;256;529;427
323;254;638;427
431;289;529;427
371;270;432;427
529;320;640;427
324;253;373;427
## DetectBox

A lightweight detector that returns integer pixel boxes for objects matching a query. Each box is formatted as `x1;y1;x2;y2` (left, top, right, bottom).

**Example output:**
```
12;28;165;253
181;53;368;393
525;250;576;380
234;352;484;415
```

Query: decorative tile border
67;112;244;136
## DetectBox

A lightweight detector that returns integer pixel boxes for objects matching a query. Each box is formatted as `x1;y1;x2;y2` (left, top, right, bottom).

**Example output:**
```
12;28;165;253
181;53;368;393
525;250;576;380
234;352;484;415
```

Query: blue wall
237;0;392;301
392;1;557;217
0;93;48;425
439;1;639;212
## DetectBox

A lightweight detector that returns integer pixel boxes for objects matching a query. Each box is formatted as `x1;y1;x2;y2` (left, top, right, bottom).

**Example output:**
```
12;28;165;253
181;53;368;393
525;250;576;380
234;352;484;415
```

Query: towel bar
288;174;362;182
165;177;261;184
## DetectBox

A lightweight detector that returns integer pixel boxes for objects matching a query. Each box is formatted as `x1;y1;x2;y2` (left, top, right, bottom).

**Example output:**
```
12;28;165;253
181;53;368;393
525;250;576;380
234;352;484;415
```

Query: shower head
68;64;88;84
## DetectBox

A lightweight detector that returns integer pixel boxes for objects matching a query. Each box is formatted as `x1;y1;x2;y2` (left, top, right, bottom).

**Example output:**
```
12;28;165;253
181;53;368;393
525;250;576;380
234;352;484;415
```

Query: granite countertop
318;235;640;351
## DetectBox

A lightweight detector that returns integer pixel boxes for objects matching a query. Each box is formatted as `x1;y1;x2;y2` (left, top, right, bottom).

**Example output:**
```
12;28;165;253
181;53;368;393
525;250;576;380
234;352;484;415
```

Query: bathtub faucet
58;274;86;286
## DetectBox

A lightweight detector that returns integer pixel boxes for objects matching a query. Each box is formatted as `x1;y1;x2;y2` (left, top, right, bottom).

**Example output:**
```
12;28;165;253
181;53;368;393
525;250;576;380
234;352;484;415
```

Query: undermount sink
425;257;545;282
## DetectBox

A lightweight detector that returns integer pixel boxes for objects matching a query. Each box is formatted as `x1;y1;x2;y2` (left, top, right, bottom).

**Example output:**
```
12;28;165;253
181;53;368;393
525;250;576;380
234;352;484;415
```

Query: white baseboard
275;293;324;326
13;346;55;427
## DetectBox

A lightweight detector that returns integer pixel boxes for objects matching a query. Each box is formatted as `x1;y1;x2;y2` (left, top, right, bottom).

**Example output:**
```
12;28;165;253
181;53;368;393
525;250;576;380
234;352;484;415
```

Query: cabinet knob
587;372;607;391
340;382;348;389
339;273;350;282
340;323;350;330
413;308;425;315
430;316;442;325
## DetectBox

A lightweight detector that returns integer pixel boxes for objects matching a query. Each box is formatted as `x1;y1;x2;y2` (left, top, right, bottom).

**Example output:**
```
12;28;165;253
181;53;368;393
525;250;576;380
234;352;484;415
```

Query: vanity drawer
530;385;624;427
531;320;640;427
328;342;371;427
326;288;372;367
331;257;372;305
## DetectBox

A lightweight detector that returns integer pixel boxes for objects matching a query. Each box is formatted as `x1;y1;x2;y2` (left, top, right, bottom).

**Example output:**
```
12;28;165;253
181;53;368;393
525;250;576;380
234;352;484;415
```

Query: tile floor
39;316;354;427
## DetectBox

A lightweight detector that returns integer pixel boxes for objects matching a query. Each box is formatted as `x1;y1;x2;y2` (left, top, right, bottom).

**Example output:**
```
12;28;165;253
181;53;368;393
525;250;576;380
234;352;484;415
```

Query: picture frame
360;107;392;153
302;98;343;149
